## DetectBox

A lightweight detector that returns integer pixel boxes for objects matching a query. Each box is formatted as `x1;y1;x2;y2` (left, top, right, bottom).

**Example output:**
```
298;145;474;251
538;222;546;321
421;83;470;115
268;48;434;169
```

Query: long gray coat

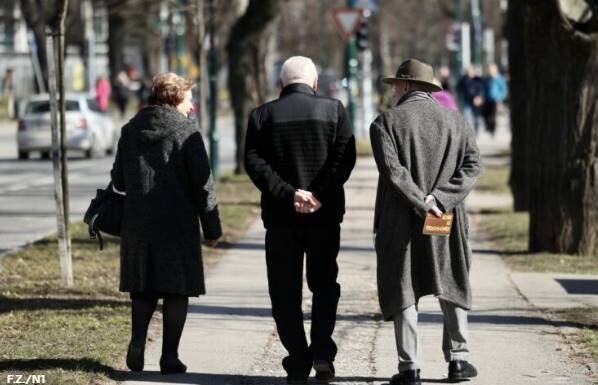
111;105;222;296
370;91;480;321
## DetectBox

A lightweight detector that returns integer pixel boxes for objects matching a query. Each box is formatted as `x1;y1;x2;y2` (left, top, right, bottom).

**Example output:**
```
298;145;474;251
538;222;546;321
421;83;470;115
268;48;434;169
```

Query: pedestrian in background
457;64;484;134
370;58;480;385
482;63;507;136
113;70;130;118
245;56;356;384
111;72;222;375
1;68;15;118
432;66;458;112
95;75;111;112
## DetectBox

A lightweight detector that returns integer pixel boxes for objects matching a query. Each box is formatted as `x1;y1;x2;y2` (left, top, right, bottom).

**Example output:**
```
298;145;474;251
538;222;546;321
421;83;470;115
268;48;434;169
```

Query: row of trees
15;0;596;260
508;0;598;257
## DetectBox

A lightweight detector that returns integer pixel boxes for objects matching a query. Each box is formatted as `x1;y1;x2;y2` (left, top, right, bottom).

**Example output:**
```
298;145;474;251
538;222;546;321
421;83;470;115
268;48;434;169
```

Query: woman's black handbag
83;183;124;250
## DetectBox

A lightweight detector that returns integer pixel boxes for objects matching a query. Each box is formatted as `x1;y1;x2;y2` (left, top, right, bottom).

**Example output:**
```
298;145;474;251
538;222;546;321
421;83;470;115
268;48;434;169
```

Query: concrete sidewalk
119;155;593;385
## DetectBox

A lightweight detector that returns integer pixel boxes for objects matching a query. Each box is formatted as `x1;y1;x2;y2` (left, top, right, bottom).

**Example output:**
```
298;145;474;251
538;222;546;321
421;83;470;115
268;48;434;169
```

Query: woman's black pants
129;292;189;360
265;223;341;370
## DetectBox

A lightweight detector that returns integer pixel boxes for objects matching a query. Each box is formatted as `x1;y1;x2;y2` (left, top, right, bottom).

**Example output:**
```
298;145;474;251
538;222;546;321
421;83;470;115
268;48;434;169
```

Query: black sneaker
448;360;478;382
390;369;421;385
313;360;335;382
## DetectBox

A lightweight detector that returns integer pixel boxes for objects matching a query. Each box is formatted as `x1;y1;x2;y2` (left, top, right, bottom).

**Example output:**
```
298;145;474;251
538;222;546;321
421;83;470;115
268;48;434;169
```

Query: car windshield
86;98;103;113
25;100;80;114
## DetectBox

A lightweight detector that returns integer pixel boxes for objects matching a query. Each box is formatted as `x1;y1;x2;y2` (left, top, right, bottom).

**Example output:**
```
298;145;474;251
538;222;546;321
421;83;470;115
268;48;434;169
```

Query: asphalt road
0;114;236;256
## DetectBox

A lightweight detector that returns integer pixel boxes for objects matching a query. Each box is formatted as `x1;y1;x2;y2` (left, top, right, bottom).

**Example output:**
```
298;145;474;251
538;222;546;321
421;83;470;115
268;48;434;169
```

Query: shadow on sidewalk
218;242;374;253
0;296;128;314
420;311;581;328
187;304;382;322
0;358;113;374
472;248;529;256
118;371;389;384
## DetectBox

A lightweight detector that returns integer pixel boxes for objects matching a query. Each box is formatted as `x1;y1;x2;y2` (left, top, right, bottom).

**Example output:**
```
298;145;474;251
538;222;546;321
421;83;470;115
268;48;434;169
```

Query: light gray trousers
393;299;469;372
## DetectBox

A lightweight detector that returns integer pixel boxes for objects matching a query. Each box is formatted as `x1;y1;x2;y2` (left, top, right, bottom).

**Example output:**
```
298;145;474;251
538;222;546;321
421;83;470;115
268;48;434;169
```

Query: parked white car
17;94;117;159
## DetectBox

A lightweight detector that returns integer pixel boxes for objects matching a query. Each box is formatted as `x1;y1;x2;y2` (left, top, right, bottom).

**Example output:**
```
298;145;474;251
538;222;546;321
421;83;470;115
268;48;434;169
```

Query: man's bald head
280;56;318;90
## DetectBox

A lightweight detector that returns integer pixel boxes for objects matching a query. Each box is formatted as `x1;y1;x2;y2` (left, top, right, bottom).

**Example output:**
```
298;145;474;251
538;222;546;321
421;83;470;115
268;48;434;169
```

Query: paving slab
511;272;598;309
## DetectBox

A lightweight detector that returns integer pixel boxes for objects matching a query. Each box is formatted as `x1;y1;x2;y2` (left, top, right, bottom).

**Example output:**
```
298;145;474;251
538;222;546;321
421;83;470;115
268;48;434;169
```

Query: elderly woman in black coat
110;72;222;374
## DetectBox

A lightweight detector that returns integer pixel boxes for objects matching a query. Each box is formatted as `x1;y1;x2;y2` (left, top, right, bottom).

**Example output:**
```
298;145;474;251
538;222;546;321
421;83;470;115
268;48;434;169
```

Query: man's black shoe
390;369;421;385
448;360;478;382
313;360;335;382
282;356;311;385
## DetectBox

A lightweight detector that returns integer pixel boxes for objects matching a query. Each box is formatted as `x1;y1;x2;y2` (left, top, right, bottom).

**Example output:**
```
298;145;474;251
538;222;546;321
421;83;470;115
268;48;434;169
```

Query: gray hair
280;56;318;87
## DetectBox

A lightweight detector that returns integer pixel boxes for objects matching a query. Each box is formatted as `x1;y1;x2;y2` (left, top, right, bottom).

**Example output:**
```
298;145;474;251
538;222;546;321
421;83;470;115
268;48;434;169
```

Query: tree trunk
106;0;127;84
227;0;280;174
19;0;51;90
525;0;598;256
507;0;529;211
141;0;163;77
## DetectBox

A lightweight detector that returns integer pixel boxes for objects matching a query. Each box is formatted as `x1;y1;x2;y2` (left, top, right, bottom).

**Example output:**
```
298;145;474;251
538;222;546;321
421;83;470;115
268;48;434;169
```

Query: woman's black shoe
126;341;145;372
448;360;478;382
159;357;187;375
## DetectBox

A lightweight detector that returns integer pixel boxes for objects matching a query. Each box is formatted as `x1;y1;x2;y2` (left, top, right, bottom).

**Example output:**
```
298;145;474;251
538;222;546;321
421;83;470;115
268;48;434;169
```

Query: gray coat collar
397;90;435;106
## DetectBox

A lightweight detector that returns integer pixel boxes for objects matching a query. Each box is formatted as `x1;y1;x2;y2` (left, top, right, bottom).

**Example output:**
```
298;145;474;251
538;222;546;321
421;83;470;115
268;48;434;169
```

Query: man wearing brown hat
370;58;480;385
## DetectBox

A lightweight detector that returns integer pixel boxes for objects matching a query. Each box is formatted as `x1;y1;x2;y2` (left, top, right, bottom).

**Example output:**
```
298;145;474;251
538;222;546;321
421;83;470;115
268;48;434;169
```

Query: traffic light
356;20;369;51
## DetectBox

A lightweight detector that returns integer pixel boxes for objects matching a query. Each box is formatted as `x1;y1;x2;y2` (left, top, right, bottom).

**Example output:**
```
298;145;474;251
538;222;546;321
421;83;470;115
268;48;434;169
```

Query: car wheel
85;136;103;159
40;151;50;159
106;134;117;155
18;150;29;160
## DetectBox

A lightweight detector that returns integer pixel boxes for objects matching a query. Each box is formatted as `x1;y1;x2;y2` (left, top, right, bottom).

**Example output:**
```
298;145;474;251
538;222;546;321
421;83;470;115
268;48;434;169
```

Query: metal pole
452;0;465;107
471;0;483;68
345;0;358;128
208;0;219;178
453;0;464;78
360;49;374;138
83;0;95;91
175;0;186;74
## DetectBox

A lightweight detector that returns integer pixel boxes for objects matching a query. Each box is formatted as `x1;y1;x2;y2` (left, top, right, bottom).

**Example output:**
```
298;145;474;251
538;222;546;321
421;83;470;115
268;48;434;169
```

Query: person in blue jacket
482;64;507;136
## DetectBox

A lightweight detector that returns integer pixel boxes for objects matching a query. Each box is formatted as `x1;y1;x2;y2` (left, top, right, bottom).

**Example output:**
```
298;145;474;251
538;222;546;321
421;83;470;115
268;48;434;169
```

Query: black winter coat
111;105;222;296
244;83;356;227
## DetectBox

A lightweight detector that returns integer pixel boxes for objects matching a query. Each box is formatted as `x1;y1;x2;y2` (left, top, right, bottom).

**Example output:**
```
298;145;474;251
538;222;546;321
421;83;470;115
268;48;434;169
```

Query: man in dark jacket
371;59;480;385
245;56;356;384
457;64;484;134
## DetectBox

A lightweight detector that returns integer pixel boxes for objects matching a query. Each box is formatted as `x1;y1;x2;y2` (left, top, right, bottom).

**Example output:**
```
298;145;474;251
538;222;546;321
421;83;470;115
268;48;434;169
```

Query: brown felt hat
383;58;442;92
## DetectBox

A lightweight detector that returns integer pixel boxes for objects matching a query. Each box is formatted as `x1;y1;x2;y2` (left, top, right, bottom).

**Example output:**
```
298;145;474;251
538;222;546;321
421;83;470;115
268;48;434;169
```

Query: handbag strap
88;214;105;250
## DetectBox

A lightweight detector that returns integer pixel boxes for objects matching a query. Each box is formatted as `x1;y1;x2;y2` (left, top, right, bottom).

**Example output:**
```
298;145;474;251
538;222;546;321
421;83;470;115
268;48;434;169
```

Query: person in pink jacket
95;75;111;112
431;66;458;111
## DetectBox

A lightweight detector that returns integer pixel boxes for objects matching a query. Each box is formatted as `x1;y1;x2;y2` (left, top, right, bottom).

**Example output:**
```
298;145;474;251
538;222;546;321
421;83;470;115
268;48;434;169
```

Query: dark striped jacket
245;83;356;227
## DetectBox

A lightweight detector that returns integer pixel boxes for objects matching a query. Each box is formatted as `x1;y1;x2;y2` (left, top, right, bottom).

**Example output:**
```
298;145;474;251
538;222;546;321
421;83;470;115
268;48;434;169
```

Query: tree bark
227;0;280;174
507;0;529;211
140;0;163;77
106;0;127;84
525;0;598;256
19;0;52;90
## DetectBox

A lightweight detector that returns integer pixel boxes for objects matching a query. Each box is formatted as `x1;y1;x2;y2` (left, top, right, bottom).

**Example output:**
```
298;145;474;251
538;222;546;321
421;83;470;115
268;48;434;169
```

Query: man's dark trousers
265;222;341;369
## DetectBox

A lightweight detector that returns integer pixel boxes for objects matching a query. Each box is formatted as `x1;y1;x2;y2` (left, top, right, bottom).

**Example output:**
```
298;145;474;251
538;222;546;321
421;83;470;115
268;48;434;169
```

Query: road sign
331;8;363;41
